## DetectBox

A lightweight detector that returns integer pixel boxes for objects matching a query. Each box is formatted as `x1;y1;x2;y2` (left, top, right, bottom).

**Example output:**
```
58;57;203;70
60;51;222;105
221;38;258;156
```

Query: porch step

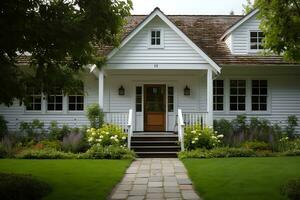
131;133;180;158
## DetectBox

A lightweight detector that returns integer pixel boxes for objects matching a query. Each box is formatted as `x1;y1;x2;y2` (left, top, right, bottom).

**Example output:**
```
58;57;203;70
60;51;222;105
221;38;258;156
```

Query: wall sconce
184;85;190;96
119;85;125;96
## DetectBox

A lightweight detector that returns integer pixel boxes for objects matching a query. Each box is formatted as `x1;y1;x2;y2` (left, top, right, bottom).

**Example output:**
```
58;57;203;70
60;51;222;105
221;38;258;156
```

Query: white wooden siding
213;66;300;133
108;16;207;64
227;14;261;54
0;73;98;131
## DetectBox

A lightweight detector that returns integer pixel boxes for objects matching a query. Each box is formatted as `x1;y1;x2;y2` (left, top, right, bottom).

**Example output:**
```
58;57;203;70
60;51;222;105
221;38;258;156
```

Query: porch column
98;69;104;109
207;69;213;126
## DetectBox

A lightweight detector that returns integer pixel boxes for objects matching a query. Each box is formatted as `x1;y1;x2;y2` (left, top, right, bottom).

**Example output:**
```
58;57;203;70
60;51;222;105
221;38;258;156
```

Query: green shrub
62;132;88;153
85;145;135;159
16;148;77;159
184;125;223;150
286;115;299;139
281;179;300;200
86;104;104;128
0;143;7;158
19;119;46;141
0;115;8;139
279;150;300;157
86;124;127;147
48;121;71;140
38;140;61;150
213;119;233;145
242;141;271;151
178;147;256;159
0;173;51;200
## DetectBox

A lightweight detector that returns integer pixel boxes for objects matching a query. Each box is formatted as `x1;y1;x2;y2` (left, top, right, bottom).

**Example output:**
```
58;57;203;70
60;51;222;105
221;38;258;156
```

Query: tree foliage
255;0;300;62
242;0;255;14
0;0;132;106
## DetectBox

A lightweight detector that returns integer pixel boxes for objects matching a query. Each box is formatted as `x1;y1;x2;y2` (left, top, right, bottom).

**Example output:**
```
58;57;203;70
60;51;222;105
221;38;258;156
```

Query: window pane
251;32;257;37
136;104;142;112
260;104;267;111
230;88;237;95
230;104;237;110
156;31;160;37
252;80;259;87
77;104;84;111
252;104;259;111
230;80;237;87
151;39;155;45
69;96;76;103
238;80;246;87
238;88;246;95
260;96;267;103
168;87;173;95
217;88;224;95
156;38;160;45
230;96;237;103
69;104;75;110
238;104;245;110
56;96;63;103
252;88;259;95
151;31;155;37
217;104;223;110
252;96;259;103
217;96;223;103
56;104;62;111
168;104;174;112
48;104;54;110
260;88;268;95
238;96;245;103
251;44;257;49
34;104;41;110
136;87;142;95
260;80;267;87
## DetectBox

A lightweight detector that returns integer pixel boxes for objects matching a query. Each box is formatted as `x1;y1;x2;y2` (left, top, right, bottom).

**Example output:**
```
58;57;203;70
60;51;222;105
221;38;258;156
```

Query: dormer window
149;29;164;48
250;31;264;50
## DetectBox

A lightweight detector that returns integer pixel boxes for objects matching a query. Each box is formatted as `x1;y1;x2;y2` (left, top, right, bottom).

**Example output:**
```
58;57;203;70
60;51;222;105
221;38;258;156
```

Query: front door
144;84;166;132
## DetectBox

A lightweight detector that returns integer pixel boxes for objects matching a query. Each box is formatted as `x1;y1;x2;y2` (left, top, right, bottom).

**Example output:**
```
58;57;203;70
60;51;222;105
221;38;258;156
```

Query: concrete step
136;151;178;158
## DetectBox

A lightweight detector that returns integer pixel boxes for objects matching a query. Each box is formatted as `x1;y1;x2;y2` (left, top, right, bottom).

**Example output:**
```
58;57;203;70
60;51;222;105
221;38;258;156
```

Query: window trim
213;80;224;111
167;86;174;113
47;89;64;112
229;80;247;112
248;30;264;53
25;89;42;112
68;95;84;112
148;28;164;49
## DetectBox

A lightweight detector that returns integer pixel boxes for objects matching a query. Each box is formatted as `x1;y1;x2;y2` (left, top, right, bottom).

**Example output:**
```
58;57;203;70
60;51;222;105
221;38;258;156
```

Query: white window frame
251;80;269;112
248;30;264;53
229;80;247;112
148;28;164;48
47;89;63;112
68;95;84;112
25;88;42;112
213;80;224;111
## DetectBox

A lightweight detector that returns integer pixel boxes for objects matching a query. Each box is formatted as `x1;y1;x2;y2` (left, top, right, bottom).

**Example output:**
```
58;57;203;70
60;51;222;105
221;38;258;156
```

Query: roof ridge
130;14;244;17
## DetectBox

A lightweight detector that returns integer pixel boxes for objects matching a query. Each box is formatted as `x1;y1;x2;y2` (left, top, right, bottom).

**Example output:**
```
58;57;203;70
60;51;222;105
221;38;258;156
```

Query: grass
183;157;300;200
0;159;131;200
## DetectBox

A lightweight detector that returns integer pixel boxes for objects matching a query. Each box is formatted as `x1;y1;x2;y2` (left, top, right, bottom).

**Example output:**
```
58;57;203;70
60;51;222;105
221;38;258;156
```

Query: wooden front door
144;85;166;132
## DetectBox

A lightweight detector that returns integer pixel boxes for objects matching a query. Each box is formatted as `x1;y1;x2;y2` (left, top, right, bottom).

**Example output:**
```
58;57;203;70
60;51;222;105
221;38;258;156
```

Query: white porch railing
177;110;209;151
104;109;133;149
182;112;208;129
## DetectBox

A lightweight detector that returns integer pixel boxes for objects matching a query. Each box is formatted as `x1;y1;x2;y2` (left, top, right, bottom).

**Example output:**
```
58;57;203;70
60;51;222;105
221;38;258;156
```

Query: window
68;86;84;111
252;80;268;111
149;29;163;48
136;86;142;112
230;80;246;111
168;87;174;112
47;88;63;111
250;31;264;50
213;80;224;111
26;88;42;111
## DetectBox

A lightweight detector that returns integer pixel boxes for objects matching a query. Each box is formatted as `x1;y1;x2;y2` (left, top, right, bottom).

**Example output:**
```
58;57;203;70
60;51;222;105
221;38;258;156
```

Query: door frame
143;84;166;132
134;81;177;132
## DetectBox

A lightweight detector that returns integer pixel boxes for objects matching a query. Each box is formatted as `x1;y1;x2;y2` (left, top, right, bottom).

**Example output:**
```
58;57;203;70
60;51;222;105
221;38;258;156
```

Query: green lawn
183;157;300;200
0;159;131;200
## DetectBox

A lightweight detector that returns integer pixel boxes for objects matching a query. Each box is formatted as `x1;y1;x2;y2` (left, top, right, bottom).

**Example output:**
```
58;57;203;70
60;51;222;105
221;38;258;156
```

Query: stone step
131;140;178;146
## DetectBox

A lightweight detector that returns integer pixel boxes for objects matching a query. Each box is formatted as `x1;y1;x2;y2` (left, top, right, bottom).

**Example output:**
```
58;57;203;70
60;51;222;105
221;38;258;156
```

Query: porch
92;68;215;154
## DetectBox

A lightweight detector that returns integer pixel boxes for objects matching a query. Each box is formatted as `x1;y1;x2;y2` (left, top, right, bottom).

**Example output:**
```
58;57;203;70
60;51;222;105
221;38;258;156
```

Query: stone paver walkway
110;158;201;200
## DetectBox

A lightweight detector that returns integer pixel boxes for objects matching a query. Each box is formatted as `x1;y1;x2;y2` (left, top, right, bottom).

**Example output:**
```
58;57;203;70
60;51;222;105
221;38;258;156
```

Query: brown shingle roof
99;14;298;66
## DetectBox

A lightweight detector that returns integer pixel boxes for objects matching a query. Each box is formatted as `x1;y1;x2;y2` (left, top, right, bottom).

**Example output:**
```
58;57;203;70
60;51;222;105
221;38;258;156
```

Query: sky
131;0;253;15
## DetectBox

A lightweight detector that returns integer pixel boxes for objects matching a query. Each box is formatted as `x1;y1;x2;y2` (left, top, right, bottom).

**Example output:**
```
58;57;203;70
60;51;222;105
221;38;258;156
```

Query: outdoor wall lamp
119;85;125;96
184;85;190;96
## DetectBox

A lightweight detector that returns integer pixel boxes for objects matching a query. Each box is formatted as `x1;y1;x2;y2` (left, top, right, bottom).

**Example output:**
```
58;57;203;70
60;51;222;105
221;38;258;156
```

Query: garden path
109;158;201;200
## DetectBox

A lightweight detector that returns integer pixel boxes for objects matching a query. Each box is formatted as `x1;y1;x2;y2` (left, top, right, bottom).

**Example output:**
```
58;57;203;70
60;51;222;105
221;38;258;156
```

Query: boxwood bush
0;173;51;200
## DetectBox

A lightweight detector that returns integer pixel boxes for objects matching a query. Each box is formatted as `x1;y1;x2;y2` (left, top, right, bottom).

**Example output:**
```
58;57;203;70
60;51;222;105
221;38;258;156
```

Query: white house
1;8;300;137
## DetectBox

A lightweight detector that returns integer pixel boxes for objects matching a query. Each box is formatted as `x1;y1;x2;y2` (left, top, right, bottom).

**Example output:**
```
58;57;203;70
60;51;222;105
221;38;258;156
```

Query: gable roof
95;9;297;67
107;8;221;73
220;9;259;41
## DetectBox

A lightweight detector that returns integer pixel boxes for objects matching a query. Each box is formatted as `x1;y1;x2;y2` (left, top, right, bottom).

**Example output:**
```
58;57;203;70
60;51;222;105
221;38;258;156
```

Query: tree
242;0;255;14
230;10;235;15
255;0;300;62
0;0;132;106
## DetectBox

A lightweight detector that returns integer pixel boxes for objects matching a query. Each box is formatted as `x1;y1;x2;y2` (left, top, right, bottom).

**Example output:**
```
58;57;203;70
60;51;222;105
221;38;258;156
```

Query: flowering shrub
86;125;127;147
184;125;223;150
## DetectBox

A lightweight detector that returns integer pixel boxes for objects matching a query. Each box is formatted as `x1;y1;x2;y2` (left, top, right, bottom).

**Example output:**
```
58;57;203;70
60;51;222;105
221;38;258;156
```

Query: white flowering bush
184;125;223;150
86;124;127;147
